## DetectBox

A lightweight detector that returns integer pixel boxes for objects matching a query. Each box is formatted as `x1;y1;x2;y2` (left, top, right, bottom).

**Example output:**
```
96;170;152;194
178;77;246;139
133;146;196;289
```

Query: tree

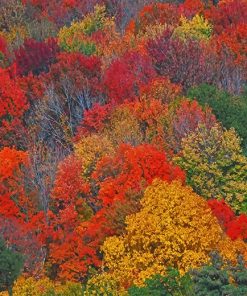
48;143;185;281
101;105;143;147
48;154;101;281
178;0;207;18
0;69;29;148
0;0;26;32
187;84;247;155
170;98;216;152
215;24;247;66
0;36;8;66
205;0;247;34
175;124;247;213
0;238;24;296
0;147;33;218
93;144;185;207
0;216;46;276
173;14;213;41
14;38;59;76
208;199;247;242
207;199;235;230
0;147;47;274
31;52;103;151
128;268;194;296
74;134;114;179
126;3;179;36
147;30;214;90
22;0;104;27
100;179;238;288
103;50;155;103
75;103;111;137
58;5;118;56
191;252;247;296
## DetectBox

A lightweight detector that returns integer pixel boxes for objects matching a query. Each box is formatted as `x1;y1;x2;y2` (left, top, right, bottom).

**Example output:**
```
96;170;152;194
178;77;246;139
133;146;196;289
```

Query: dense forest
0;0;246;295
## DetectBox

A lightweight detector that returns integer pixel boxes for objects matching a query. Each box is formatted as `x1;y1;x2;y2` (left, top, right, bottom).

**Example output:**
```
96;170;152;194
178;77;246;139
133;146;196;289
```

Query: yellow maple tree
98;179;246;288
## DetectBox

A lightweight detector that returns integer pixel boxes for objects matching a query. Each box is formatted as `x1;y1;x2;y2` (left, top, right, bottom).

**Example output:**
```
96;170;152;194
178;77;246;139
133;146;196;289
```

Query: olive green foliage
187;84;247;154
0;238;24;296
176;124;247;213
43;282;83;296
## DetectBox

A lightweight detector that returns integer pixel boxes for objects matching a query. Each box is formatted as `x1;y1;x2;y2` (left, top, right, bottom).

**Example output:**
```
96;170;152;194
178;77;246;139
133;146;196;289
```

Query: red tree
126;3;179;35
147;30;214;90
178;0;206;18
93;144;185;206
205;0;247;34
0;69;29;148
49;154;99;281
208;199;247;242
14;38;59;76
103;51;155;104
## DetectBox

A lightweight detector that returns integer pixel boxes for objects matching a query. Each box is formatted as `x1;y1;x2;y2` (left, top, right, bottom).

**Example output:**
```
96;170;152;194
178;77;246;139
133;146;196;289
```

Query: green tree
128;268;194;296
228;255;247;296
0;238;23;296
191;252;247;296
187;84;247;154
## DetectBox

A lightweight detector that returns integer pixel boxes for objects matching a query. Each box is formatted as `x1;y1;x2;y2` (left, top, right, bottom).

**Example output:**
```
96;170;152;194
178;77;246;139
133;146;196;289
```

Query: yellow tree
98;179;246;289
175;124;247;213
74;134;114;179
58;5;119;58
173;14;213;41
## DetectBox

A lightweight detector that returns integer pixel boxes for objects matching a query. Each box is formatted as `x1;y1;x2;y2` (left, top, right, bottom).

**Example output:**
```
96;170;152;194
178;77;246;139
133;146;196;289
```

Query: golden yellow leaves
99;179;237;288
74;134;114;179
174;14;213;41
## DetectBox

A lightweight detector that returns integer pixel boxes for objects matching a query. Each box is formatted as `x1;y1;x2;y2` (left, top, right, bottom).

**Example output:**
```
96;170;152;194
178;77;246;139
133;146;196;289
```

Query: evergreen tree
191;252;247;296
0;238;24;296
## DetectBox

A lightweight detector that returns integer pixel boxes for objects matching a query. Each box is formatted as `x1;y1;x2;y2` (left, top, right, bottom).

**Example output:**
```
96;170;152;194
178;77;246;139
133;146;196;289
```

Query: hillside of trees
0;0;246;295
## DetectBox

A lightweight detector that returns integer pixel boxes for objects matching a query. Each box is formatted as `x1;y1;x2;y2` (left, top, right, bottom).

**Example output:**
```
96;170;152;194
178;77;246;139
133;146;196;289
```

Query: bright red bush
227;215;247;241
208;199;235;229
208;199;247;241
52;155;84;205
215;23;247;65
93;144;186;206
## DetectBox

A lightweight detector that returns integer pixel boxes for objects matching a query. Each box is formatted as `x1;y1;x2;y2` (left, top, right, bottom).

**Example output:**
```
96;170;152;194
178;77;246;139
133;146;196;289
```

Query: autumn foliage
0;1;246;295
0;69;29;148
14;38;59;76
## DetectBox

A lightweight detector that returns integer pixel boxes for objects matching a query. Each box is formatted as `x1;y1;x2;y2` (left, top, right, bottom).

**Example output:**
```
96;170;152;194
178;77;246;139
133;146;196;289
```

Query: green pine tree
191;252;247;296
